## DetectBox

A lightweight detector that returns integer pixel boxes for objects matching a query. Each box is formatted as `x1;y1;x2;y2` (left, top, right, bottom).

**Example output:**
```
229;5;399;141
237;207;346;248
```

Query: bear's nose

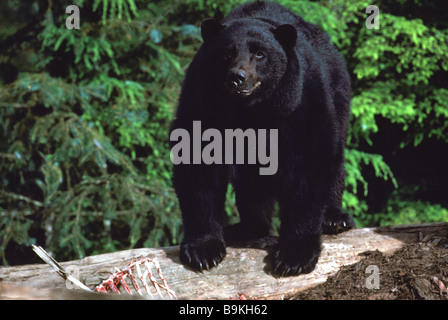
229;69;248;87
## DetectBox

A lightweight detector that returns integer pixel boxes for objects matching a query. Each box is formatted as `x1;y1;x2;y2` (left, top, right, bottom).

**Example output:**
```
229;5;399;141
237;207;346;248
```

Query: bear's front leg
173;164;227;271
272;189;324;277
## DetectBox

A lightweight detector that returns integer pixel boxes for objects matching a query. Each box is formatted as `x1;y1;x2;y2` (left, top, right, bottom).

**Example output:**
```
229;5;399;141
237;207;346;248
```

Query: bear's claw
270;237;321;277
180;237;226;271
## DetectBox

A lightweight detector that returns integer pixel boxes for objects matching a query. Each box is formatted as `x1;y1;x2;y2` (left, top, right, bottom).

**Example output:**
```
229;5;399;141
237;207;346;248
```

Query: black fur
170;1;354;276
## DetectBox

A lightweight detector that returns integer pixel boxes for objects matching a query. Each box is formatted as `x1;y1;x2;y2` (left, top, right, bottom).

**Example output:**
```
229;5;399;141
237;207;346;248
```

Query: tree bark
0;222;447;299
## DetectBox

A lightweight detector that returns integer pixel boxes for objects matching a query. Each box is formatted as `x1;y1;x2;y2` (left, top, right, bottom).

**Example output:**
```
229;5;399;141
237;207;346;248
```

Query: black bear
170;0;354;276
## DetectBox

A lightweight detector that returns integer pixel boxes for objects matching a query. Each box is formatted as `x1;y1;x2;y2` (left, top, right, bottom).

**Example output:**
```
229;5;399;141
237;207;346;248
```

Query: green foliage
350;12;448;148
0;0;188;263
344;148;397;225
282;0;448;225
1;0;447;264
370;186;448;226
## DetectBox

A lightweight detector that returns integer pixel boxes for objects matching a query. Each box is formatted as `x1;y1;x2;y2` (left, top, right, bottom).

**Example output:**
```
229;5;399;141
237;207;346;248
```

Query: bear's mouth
233;81;261;97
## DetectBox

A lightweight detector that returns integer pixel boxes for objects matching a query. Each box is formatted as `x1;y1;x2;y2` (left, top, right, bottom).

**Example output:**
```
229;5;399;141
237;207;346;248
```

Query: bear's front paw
271;236;321;277
180;237;226;271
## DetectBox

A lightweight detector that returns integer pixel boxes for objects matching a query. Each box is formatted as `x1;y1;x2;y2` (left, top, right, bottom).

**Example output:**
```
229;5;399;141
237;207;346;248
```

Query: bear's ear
273;24;297;48
201;18;224;42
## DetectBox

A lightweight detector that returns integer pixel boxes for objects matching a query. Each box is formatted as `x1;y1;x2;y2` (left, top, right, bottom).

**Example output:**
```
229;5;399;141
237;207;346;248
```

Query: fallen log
0;222;447;300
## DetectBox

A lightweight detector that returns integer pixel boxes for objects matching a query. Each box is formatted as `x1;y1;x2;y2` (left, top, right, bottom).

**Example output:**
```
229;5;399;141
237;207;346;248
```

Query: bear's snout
229;69;248;87
227;69;260;97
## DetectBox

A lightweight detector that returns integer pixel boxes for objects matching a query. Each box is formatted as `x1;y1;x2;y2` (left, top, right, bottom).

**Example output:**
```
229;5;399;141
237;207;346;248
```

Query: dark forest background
0;0;447;265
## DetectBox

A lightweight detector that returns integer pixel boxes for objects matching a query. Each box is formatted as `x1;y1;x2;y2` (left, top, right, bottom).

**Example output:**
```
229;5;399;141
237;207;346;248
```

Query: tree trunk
0;222;446;299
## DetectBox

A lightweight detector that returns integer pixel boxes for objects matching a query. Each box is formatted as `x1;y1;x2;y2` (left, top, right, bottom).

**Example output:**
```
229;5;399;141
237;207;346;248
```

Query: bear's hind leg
224;172;275;243
224;195;275;243
322;207;355;235
322;161;355;234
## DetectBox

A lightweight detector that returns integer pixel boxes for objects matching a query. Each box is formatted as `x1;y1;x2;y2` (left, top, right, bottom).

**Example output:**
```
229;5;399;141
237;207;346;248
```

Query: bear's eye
223;49;234;61
254;51;265;60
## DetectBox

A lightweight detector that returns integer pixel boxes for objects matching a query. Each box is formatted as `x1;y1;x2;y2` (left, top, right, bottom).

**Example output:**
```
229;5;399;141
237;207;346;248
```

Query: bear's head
201;18;297;104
